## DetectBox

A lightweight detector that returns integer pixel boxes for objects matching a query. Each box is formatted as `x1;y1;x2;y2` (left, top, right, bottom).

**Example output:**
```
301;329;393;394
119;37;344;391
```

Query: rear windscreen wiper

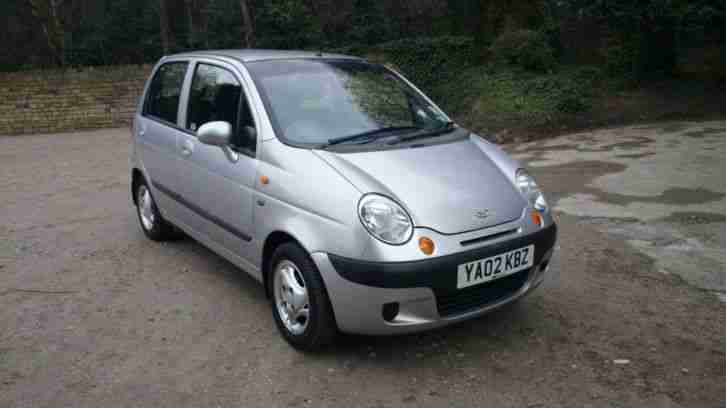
327;126;421;146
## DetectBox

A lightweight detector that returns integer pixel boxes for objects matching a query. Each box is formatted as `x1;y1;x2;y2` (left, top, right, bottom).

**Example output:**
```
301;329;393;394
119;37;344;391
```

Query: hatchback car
131;50;557;350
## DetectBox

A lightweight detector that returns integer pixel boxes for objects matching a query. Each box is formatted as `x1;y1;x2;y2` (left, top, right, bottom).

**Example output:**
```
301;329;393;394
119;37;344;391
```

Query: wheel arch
131;168;145;206
261;231;308;298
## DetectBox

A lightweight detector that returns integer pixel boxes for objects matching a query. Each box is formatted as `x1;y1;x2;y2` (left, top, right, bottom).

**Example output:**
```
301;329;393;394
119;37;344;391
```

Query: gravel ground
1;126;724;408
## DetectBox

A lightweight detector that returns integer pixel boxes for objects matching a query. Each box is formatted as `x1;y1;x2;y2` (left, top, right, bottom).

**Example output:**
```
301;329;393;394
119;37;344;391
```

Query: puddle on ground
516;121;726;299
598;187;726;206
658;211;726;225
528;161;628;203
599;137;655;151
615;152;656;159
0;239;17;260
659;123;690;133
683;127;726;139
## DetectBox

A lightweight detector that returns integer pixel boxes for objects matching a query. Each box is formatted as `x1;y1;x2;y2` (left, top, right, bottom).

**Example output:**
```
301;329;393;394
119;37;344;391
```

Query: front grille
460;228;519;247
436;269;531;317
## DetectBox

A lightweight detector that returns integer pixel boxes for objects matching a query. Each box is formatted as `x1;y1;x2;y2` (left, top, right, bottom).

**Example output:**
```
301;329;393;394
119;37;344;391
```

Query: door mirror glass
198;121;232;146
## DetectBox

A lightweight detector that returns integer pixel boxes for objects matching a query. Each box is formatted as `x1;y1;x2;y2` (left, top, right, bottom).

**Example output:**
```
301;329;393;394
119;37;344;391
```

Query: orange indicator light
531;209;543;227
419;237;435;255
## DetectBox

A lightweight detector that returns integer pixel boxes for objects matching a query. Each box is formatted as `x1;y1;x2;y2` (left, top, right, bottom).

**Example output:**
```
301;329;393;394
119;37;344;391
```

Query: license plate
457;245;534;289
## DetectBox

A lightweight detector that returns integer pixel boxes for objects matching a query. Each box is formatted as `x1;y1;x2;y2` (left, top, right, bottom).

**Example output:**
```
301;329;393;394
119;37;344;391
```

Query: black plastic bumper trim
329;223;557;295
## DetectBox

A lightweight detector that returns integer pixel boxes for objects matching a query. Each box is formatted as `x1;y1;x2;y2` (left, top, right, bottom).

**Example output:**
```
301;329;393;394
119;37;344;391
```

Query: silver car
131;50;557;350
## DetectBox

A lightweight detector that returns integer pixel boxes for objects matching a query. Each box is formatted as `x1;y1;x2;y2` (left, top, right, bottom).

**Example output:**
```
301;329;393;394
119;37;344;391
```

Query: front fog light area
382;302;400;322
516;169;549;213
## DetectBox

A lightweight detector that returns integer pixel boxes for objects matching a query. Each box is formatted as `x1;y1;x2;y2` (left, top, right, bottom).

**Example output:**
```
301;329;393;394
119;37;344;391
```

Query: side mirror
198;121;232;147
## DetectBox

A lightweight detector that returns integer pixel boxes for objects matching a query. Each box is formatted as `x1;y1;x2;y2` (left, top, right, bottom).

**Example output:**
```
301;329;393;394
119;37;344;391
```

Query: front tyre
135;179;180;241
269;243;337;351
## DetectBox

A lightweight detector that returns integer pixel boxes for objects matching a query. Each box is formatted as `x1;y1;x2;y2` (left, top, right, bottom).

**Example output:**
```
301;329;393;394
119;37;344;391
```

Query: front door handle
180;140;194;157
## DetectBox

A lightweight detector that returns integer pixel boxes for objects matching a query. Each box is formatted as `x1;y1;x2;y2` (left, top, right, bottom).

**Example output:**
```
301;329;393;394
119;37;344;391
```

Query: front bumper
313;223;558;335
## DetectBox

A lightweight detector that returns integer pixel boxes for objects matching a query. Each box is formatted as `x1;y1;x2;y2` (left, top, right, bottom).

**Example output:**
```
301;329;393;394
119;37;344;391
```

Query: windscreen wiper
327;126;421;146
387;121;457;144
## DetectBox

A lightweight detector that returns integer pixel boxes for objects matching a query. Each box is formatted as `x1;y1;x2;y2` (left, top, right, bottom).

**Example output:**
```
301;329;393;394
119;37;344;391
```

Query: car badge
475;209;492;219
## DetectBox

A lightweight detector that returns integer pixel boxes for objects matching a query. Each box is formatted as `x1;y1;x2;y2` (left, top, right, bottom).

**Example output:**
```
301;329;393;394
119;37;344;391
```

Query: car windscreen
246;59;450;146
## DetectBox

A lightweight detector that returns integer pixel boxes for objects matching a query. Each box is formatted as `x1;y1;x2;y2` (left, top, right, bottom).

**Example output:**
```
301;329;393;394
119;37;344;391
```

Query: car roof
167;49;362;63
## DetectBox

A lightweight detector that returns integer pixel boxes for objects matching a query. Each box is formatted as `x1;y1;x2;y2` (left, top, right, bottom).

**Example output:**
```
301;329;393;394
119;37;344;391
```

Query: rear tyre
135;179;181;241
269;243;337;351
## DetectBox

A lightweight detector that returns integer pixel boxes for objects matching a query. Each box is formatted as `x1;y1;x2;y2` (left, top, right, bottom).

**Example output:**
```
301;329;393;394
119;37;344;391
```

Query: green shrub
605;41;641;81
524;75;590;114
490;30;556;72
441;67;593;131
339;36;595;132
571;66;605;84
340;36;481;97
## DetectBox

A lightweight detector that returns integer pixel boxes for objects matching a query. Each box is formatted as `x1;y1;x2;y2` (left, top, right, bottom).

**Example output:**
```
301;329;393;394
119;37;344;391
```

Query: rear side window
144;62;189;124
186;63;256;152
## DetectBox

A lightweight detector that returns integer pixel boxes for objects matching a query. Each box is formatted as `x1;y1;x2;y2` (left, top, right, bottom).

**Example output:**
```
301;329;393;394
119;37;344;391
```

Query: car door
175;59;259;263
136;60;191;221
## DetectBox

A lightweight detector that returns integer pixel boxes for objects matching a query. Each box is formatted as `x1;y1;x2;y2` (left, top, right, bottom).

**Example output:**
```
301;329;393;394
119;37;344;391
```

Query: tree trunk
239;0;254;48
27;0;66;66
159;0;175;54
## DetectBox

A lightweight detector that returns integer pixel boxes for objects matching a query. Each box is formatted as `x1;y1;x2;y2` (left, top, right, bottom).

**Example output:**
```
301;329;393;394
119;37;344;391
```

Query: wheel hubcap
273;260;310;335
138;185;155;231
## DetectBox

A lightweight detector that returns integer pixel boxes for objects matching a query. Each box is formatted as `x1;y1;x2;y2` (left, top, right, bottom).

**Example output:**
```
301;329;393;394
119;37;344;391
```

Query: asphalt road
1;124;724;408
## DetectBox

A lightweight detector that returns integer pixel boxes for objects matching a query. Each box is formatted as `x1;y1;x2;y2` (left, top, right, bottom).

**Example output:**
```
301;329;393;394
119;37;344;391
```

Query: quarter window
144;62;188;124
187;63;256;153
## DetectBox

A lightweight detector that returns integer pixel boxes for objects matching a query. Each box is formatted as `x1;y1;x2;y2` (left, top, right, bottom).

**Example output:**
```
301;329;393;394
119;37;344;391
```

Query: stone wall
0;65;152;135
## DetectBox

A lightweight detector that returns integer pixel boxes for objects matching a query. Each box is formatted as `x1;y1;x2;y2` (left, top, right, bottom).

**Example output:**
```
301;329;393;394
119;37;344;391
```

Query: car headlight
358;194;413;245
516;169;548;213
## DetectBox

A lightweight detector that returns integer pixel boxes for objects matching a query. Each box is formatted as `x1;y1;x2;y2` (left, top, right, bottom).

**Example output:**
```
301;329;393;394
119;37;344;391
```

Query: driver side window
186;63;256;154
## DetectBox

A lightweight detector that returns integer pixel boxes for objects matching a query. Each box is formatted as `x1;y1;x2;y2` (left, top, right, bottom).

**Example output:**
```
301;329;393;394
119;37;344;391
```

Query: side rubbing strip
151;180;252;242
